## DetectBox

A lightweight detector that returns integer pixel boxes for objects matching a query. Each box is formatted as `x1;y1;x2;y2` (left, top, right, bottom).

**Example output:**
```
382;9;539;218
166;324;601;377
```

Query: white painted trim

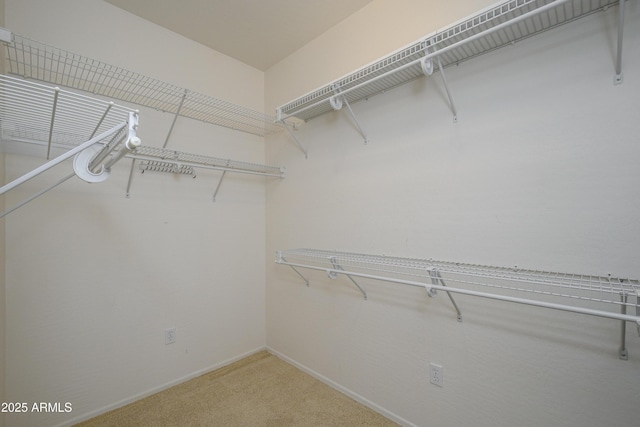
266;346;417;427
54;346;267;427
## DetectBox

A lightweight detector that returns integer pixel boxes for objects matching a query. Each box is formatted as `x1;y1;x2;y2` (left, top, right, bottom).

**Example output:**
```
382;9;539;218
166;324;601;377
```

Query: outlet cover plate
429;363;443;387
165;328;176;345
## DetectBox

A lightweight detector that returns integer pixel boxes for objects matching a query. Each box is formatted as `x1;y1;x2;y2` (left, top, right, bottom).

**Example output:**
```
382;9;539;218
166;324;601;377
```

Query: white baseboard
55;346;267;427
266;346;417;427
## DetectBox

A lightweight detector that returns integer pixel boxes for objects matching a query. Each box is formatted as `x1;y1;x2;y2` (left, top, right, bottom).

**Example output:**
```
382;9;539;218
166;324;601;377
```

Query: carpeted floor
75;351;398;426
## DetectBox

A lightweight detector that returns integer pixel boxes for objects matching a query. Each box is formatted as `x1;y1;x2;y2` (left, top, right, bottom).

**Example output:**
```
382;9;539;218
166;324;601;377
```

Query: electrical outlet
429;363;443;387
165;328;176;345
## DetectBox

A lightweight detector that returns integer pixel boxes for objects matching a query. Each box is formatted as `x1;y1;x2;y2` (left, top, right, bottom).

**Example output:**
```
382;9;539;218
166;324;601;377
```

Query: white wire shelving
0;74;136;152
276;0;627;155
0;74;141;217
4;33;283;138
0;75;285;213
276;248;640;360
126;145;284;201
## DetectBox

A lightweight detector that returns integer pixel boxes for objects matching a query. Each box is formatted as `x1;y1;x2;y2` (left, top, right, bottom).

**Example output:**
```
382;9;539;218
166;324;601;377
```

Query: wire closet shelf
276;248;640;359
0;74;135;151
276;0;624;123
0;75;285;214
0;74;141;217
5;33;283;137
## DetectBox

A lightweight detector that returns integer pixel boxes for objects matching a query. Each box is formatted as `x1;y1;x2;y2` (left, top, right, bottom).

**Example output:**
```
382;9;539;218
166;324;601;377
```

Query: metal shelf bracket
277;252;310;286
428;268;462;321
163;89;188;148
636;291;640;337
328;256;368;300
423;44;458;123
614;0;626;85
212;170;226;202
330;84;369;144
280;119;308;158
619;292;629;360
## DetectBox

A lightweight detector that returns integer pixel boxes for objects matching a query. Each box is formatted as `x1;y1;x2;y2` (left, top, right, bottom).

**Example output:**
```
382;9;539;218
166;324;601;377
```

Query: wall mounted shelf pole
125;159;137;198
329;256;368;299
281;256;310;287
276;249;640;359
46;87;60;159
428;268;462;321
434;53;458;123
330;85;369;144
163;89;188;148
212;170;226;202
614;0;626;84
619;293;629;359
281;120;308;158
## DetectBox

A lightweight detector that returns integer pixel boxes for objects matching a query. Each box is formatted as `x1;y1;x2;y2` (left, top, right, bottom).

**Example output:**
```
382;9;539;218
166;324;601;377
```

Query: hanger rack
4;32;283;138
276;0;627;155
276;248;640;360
125;145;284;201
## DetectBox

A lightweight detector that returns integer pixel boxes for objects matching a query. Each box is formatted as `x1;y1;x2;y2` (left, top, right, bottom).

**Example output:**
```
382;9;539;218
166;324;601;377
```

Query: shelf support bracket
163;89;188;148
614;0;625;85
427;268;462;321
330;84;368;144
423;44;458;123
328;256;367;300
212;170;227;202
89;102;114;139
46;87;60;159
125;158;136;198
619;292;629;360
636;291;640;337
276;252;310;286
281;120;308;158
287;261;310;286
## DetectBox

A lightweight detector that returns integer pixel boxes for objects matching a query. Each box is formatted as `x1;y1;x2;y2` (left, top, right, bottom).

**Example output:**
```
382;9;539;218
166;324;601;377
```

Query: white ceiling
105;0;374;71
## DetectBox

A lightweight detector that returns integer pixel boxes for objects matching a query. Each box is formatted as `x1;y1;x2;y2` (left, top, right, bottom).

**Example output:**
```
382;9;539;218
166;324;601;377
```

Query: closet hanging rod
3;31;283;137
276;249;640;359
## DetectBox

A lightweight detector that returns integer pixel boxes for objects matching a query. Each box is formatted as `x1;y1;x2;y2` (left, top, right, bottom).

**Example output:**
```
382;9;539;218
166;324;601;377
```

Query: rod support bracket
428;268;463;321
281;120;308;158
329;95;343;111
329;256;367;300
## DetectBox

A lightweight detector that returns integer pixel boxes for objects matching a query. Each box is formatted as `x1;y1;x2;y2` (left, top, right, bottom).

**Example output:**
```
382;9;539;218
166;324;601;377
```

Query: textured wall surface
265;2;640;426
3;1;267;426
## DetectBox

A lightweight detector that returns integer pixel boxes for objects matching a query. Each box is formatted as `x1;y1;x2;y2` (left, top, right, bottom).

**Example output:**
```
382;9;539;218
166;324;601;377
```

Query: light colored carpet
75;351;399;426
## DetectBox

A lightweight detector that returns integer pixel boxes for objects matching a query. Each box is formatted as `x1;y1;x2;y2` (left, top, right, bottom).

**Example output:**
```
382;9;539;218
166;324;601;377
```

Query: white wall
1;2;7;426
4;1;268;426
265;1;640;426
